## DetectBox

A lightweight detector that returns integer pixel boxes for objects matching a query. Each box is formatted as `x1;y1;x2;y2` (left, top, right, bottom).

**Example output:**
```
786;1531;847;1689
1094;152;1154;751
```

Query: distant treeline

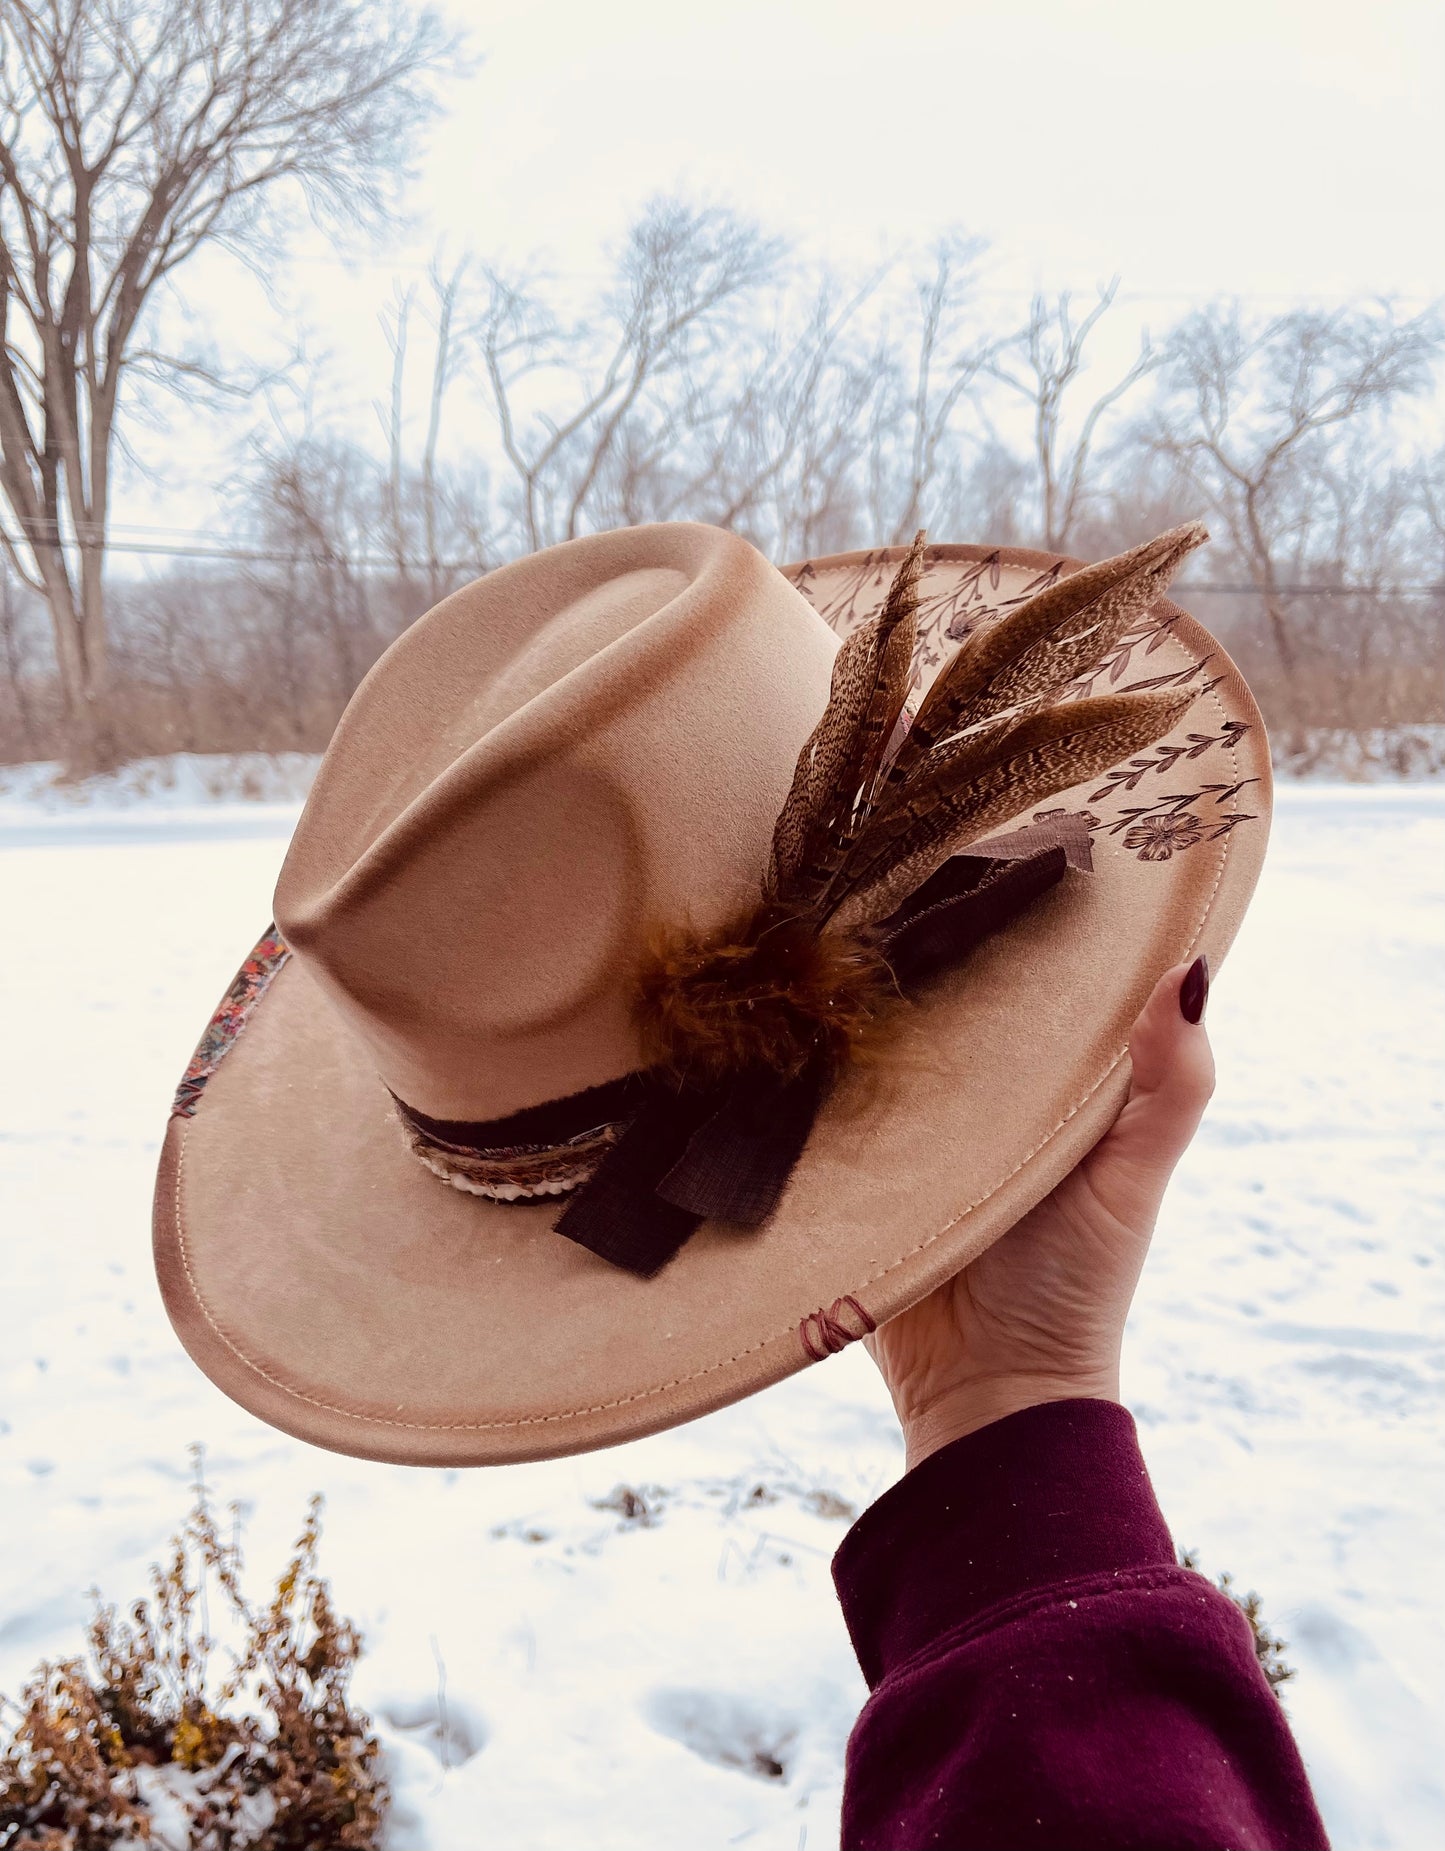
3;202;1442;768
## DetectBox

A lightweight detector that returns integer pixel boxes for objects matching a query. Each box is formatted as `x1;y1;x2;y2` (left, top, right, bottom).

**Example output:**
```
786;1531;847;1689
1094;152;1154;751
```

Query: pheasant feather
766;620;876;896
829;686;1198;931
772;531;926;909
886;521;1206;790
849;532;926;806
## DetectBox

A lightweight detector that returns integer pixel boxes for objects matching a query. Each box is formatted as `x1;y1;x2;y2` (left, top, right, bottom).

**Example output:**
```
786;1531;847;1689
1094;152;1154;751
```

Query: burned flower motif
1124;812;1205;861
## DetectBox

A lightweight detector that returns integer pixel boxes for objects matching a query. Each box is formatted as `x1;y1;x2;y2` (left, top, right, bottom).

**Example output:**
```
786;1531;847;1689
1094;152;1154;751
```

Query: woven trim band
390;1070;655;1202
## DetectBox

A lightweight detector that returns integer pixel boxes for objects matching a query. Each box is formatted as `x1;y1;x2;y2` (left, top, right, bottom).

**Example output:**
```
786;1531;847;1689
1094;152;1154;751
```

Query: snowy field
2;782;1443;1850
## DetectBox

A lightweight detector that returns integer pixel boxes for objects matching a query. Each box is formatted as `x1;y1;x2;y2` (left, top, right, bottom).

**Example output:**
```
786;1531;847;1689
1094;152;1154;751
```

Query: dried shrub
0;1452;387;1849
1179;1548;1296;1697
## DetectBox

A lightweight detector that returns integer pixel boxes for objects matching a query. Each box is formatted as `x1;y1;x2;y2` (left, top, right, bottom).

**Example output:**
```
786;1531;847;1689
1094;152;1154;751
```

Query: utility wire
3;531;1440;595
6;518;1444;591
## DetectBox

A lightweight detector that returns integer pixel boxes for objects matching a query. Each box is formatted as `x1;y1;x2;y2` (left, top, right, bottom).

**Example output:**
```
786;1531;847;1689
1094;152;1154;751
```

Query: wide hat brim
154;541;1270;1465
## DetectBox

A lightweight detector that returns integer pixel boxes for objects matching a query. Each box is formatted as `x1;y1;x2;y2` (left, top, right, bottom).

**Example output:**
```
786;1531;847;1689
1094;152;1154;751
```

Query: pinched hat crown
274;524;840;1123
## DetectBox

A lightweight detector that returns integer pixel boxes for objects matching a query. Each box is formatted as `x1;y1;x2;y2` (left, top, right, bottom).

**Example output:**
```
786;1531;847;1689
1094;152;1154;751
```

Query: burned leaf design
1090;721;1254;804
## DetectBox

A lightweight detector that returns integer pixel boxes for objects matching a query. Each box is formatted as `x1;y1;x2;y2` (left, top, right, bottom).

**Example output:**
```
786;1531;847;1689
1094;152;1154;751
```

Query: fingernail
1179;953;1210;1025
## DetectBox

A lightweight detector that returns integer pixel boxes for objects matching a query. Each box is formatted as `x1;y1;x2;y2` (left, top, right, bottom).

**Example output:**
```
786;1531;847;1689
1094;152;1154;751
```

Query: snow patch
1274;725;1445;780
641;1687;799;1782
0;751;320;813
1;784;1441;1850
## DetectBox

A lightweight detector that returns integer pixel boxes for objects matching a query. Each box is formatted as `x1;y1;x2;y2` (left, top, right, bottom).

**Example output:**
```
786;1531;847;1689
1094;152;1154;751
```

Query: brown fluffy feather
634;903;900;1085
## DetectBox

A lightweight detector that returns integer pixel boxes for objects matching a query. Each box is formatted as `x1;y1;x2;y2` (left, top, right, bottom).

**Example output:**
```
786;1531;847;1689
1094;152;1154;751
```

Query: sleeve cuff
832;1398;1176;1688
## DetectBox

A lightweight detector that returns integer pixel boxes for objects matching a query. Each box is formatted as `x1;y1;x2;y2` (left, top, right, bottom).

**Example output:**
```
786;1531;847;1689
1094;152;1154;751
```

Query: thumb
1081;956;1215;1230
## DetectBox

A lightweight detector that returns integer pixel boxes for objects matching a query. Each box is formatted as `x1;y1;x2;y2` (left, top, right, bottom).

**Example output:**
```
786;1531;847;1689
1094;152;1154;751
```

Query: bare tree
0;559;42;753
1405;445;1445;712
248;436;389;707
378;278;416;591
987;279;1158;549
880;234;993;545
1276;434;1434;732
470;210;994;563
1150;301;1441;721
375;254;473;604
604;268;888;557
0;0;450;768
419;255;467;604
474;199;783;554
557;230;998;559
1412;446;1445;598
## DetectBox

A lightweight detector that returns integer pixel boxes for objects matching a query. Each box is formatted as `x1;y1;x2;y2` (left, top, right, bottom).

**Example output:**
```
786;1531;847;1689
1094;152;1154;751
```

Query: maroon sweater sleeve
832;1399;1329;1851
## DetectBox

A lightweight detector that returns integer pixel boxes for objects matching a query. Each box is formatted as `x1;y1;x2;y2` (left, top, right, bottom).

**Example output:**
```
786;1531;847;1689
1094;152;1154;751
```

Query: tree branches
985;279;1159;550
473;200;784;552
1146;300;1443;710
0;0;453;766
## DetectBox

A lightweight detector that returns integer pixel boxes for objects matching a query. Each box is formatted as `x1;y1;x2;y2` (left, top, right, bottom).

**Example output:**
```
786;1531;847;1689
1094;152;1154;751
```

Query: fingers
1125;955;1215;1150
1082;957;1215;1225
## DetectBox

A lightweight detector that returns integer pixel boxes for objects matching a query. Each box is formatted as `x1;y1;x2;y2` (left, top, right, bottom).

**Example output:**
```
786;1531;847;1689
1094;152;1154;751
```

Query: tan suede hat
153;520;1270;1465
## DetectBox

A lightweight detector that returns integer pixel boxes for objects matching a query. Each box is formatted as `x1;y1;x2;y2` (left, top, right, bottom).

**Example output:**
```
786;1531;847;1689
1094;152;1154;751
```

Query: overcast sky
427;0;1443;296
125;0;1445;550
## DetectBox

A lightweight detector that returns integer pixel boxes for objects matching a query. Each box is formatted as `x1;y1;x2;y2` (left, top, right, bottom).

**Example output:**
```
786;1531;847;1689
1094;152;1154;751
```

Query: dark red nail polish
1179;953;1210;1025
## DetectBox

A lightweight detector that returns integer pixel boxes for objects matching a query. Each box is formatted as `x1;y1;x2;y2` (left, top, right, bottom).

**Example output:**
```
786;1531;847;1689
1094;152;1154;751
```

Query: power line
5;532;1440;596
1174;582;1444;598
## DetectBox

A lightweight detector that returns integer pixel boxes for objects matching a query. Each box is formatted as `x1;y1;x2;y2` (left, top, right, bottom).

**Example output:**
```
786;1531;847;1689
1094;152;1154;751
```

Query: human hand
866;956;1213;1471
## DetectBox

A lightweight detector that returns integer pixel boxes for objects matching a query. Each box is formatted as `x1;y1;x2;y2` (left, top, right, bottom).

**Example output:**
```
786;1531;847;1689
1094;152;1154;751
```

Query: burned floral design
1090;722;1254;804
1123;812;1205;861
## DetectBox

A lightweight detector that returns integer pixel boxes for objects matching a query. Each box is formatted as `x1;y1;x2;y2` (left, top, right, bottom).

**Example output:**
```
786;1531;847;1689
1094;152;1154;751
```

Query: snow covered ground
2;781;1442;1850
0;751;321;812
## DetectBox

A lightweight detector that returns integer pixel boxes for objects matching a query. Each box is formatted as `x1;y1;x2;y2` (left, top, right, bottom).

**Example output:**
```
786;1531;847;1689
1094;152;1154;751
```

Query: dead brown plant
0;1450;386;1850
